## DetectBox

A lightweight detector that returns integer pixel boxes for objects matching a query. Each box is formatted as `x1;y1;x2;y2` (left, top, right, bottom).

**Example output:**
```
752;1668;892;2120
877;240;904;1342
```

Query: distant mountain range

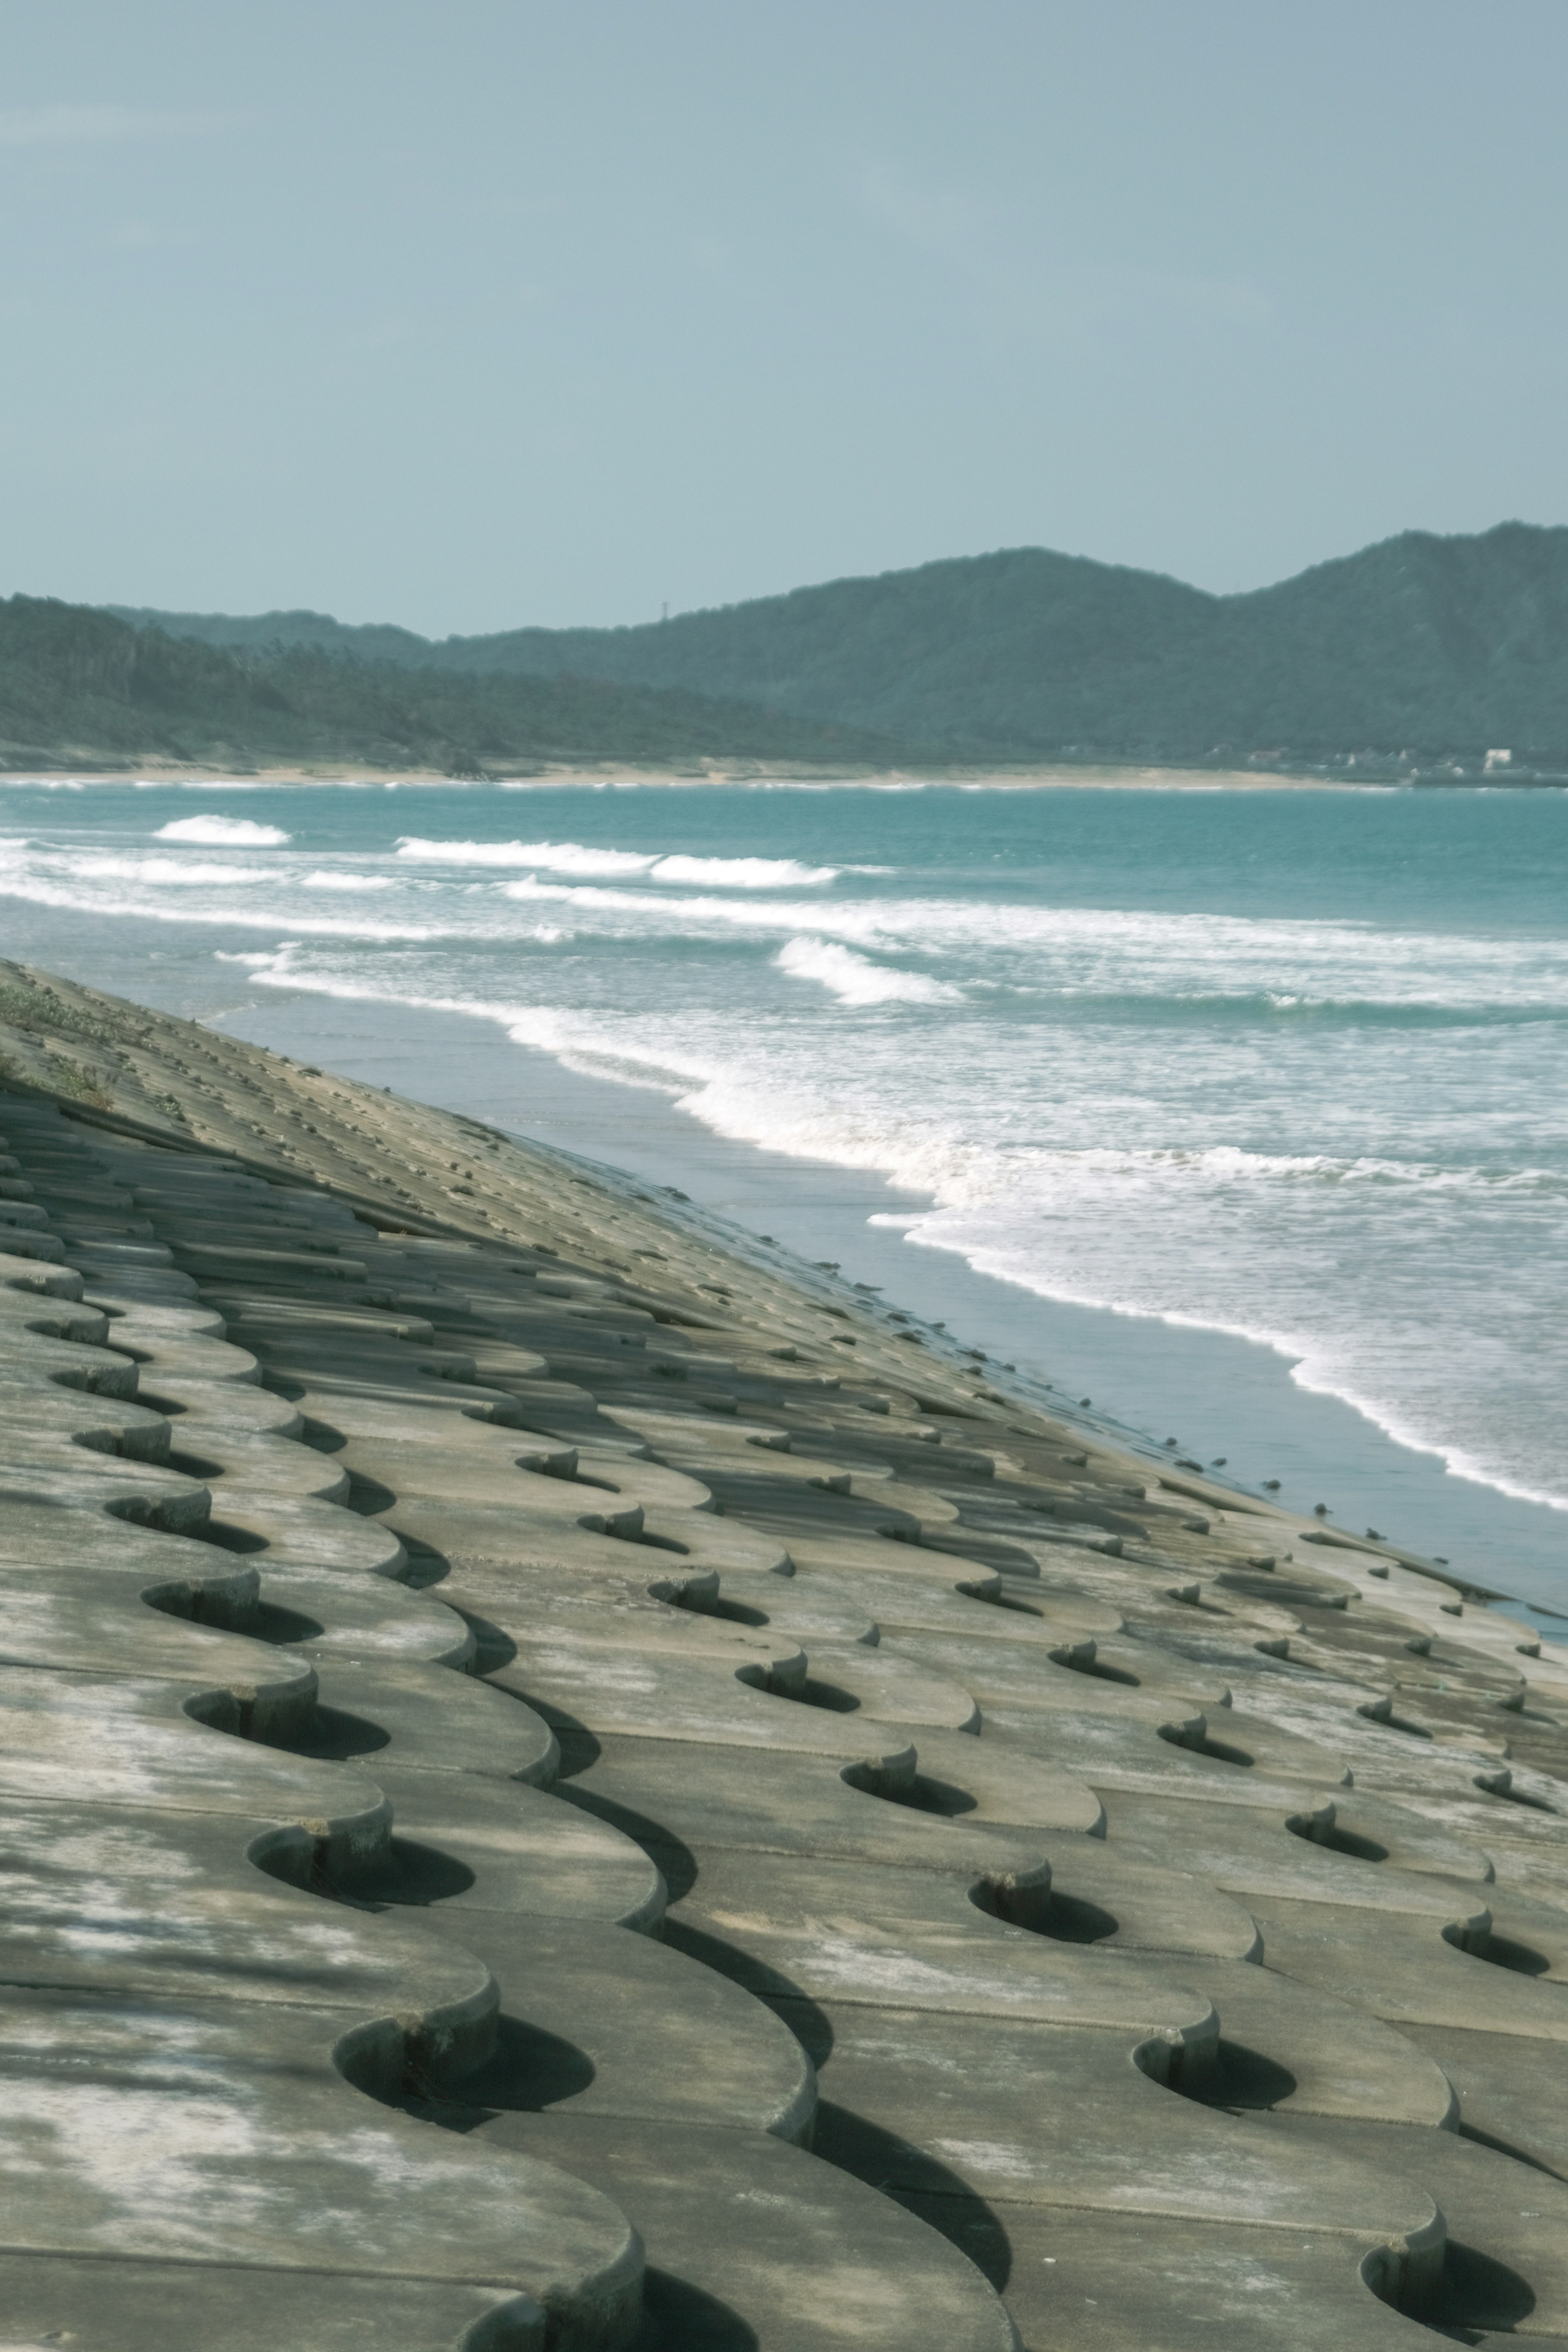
106;523;1568;772
4;521;1566;776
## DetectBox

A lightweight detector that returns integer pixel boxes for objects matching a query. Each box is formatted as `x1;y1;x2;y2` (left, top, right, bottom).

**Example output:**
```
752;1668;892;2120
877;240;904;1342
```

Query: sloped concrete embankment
0;1097;1018;2352
6;1084;1568;2347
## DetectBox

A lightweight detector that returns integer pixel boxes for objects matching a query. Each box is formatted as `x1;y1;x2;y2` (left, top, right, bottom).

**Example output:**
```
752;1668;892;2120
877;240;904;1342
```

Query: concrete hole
1412;2241;1538;2340
165;1447;229;1480
298;1415;347;1454
435;2012;597;2111
1440;1922;1554;1978
345;1470;397;1515
354;1838;480;1911
1189;2041;1298;2113
1485;1932;1553;1978
791;1676;861;1714
634;2269;761;2352
1157;1723;1254;1767
249;1598;328;1645
840;1757;978;1817
1358;1697;1434;1739
1484;1778;1561;1815
1191;1731;1254;1766
1285;1810;1389;1864
265;1702;392;1762
974;1875;1119;1945
882;1771;976;1816
138;1575;252;1632
131;1388;188;1417
449;1606;517;1672
1049;1642;1140;1687
1128;2030;1217;2099
197;1519;270;1555
734;1659;811;1701
699;1595;769;1627
252;1824;476;1912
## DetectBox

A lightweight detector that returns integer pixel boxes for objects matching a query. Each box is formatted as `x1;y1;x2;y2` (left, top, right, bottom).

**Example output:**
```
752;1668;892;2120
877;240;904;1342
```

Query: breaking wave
396;837;837;886
155;815;292;846
775;937;961;1004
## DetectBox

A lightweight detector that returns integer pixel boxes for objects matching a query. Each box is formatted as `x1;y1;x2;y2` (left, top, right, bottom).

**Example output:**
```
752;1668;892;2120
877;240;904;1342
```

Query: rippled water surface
5;775;1567;1517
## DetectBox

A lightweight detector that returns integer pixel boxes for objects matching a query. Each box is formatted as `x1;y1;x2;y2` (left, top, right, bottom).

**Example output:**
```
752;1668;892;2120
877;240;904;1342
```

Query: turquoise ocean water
4;776;1566;1601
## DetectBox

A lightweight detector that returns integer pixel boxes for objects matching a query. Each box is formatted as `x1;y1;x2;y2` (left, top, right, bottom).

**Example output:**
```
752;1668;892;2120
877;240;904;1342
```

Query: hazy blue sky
4;2;1566;633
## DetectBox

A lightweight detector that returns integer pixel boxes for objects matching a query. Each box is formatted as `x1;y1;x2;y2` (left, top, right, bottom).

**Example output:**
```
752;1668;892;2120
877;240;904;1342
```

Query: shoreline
0;948;1544;1629
0;760;1392;791
205;982;1568;1619
2;851;1562;1617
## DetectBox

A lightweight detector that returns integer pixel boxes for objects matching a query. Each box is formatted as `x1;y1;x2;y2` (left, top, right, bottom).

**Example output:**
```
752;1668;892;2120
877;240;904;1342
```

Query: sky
2;1;1566;636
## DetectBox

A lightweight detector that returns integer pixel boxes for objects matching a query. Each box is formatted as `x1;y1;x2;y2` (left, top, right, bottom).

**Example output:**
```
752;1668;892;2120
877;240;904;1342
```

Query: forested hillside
115;522;1568;763
0;597;905;773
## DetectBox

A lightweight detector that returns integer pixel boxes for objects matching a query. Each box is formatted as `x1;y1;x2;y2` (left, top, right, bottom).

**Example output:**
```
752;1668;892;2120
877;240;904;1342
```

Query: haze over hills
109;522;1568;771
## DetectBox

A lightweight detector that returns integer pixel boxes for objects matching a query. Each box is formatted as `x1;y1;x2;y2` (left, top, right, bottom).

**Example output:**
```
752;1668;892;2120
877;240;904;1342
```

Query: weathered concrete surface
5;958;1568;2347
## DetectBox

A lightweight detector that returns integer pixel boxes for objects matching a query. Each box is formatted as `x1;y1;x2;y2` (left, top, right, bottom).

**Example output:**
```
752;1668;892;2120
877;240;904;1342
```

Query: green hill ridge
0;597;905;776
4;520;1564;774
107;521;1568;768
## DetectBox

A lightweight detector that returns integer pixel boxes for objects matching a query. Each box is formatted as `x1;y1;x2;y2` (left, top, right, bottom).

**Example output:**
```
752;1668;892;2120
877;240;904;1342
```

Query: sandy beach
5;954;1568;2346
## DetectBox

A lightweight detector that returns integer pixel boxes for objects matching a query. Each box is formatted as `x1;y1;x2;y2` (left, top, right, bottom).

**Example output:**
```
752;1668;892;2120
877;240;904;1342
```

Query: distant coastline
8;522;1568;782
0;760;1496;791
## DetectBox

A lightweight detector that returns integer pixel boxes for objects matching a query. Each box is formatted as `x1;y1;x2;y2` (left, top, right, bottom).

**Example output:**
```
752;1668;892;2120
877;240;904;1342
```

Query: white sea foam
395;837;837;886
490;879;1568;1006
775;937;960;1005
647;853;837;886
154;815;291;846
498;880;919;951
72;855;261;886
301;871;396;891
396;838;656;873
0;858;441;940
